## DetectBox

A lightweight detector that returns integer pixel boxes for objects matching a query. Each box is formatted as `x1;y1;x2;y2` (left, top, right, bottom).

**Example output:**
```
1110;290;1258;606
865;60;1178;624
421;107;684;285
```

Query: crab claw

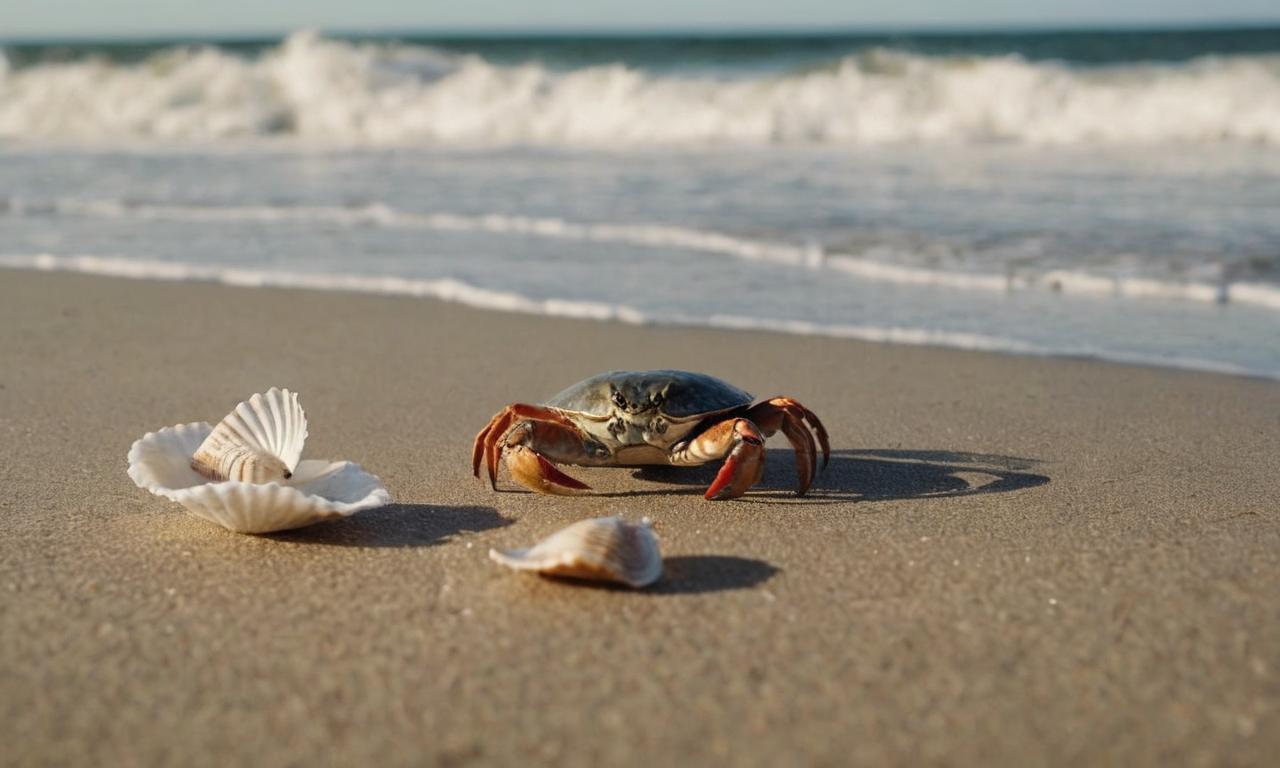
474;404;597;494
505;445;592;496
704;420;766;500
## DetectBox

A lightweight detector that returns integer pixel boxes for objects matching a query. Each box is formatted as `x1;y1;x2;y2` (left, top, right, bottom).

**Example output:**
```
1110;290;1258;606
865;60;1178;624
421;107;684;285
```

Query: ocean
2;28;1278;377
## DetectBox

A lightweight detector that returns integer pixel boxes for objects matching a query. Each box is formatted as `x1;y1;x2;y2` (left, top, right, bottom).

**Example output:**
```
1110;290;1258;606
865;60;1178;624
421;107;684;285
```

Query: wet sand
2;269;1278;766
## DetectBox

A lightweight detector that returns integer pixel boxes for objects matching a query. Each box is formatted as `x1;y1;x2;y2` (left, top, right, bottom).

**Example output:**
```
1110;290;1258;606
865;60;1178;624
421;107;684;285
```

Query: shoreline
5;187;1280;312
3;268;1279;765
3;260;1277;383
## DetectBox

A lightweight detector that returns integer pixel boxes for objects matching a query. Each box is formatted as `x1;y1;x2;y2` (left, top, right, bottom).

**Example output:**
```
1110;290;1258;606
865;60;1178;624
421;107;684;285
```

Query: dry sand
2;269;1278;766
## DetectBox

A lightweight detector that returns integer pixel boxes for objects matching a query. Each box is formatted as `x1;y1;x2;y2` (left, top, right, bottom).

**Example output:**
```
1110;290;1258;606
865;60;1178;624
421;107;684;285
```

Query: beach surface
2;269;1278;766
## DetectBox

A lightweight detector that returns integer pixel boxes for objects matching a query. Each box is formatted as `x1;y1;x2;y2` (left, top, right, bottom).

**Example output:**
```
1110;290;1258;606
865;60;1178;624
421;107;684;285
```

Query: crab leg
671;418;767;500
744;397;831;494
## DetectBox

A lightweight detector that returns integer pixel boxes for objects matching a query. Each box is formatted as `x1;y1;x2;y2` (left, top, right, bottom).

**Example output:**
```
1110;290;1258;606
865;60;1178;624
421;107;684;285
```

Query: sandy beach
2;268;1278;766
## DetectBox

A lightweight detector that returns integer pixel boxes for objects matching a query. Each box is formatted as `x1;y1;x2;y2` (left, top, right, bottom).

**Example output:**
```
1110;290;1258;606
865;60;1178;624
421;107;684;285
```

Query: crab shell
547;370;753;417
544;370;754;458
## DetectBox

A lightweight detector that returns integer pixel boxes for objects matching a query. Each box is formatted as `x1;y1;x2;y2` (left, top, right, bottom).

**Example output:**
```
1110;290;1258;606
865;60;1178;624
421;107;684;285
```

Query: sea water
2;29;1278;377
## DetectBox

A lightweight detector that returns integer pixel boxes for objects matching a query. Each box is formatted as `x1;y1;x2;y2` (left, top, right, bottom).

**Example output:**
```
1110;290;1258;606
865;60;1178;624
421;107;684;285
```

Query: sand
2;269;1278;766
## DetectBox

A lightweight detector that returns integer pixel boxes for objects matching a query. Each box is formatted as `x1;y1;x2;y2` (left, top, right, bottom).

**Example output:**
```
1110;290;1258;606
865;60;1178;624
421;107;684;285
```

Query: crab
472;370;829;500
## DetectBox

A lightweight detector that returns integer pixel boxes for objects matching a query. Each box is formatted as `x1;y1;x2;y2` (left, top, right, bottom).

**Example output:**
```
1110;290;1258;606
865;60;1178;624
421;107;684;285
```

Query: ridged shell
127;391;391;534
489;516;662;588
191;388;307;482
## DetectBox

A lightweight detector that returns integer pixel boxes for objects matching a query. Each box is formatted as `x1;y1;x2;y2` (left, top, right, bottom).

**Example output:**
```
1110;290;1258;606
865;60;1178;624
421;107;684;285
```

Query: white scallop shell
127;390;390;534
191;387;307;482
489;516;662;588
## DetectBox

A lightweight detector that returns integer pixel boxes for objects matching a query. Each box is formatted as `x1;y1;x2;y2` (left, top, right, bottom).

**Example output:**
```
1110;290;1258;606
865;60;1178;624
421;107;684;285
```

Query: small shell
489;516;662;588
190;388;307;483
192;445;291;484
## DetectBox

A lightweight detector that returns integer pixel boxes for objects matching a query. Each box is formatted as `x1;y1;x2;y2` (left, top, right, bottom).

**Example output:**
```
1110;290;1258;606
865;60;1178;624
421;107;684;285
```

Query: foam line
3;253;1275;381
11;196;1280;312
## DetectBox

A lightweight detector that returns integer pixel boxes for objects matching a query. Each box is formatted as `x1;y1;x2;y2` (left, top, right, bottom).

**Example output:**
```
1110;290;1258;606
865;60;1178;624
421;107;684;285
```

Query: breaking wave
3;30;1280;145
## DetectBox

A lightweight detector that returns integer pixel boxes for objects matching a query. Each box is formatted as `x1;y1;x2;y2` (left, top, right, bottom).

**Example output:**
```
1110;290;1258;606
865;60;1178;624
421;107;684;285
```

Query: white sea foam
2;253;1275;380
3;31;1280;145
11;195;1280;312
0;253;651;324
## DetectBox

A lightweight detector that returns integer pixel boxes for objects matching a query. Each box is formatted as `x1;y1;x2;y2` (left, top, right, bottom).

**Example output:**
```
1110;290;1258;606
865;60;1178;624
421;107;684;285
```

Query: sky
5;0;1280;39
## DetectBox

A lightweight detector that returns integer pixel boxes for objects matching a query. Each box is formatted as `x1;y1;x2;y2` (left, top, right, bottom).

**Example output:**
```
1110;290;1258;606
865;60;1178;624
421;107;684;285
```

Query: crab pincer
701;420;767;500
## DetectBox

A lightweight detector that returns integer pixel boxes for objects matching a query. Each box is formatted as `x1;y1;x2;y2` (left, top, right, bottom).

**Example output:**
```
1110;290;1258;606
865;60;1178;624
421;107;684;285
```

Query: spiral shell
488;516;662;588
189;388;306;483
192;445;290;483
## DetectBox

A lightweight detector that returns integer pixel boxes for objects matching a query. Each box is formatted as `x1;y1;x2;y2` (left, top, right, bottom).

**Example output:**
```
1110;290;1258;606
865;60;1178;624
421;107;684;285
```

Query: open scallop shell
127;389;390;534
489;516;662;588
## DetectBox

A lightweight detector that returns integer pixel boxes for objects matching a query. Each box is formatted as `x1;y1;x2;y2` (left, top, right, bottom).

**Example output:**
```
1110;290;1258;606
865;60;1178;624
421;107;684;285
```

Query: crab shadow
623;448;1049;503
269;503;510;548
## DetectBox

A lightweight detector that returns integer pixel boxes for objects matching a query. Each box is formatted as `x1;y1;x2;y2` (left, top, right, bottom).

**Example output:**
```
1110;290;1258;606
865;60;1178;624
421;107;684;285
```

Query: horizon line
4;17;1280;45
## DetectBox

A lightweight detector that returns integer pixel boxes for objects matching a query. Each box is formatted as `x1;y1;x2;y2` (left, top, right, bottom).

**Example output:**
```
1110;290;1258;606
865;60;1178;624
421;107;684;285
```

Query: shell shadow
649;555;779;595
269;504;511;548
528;555;779;595
629;448;1050;503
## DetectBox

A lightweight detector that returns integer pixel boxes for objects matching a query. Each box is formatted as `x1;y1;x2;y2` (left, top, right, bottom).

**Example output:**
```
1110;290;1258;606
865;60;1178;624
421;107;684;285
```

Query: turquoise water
7;26;1280;70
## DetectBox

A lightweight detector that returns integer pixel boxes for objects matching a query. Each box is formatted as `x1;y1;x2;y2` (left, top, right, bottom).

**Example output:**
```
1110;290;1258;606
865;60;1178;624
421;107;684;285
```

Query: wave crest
3;31;1280;144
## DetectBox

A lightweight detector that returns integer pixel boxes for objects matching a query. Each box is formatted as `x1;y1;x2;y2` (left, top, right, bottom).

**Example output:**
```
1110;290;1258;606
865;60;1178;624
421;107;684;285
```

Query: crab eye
612;392;626;407
652;393;664;406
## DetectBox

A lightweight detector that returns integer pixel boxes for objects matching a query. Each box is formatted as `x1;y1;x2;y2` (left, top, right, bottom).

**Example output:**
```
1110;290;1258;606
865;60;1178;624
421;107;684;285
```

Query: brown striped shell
191;444;291;483
488;516;662;588
188;388;307;484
